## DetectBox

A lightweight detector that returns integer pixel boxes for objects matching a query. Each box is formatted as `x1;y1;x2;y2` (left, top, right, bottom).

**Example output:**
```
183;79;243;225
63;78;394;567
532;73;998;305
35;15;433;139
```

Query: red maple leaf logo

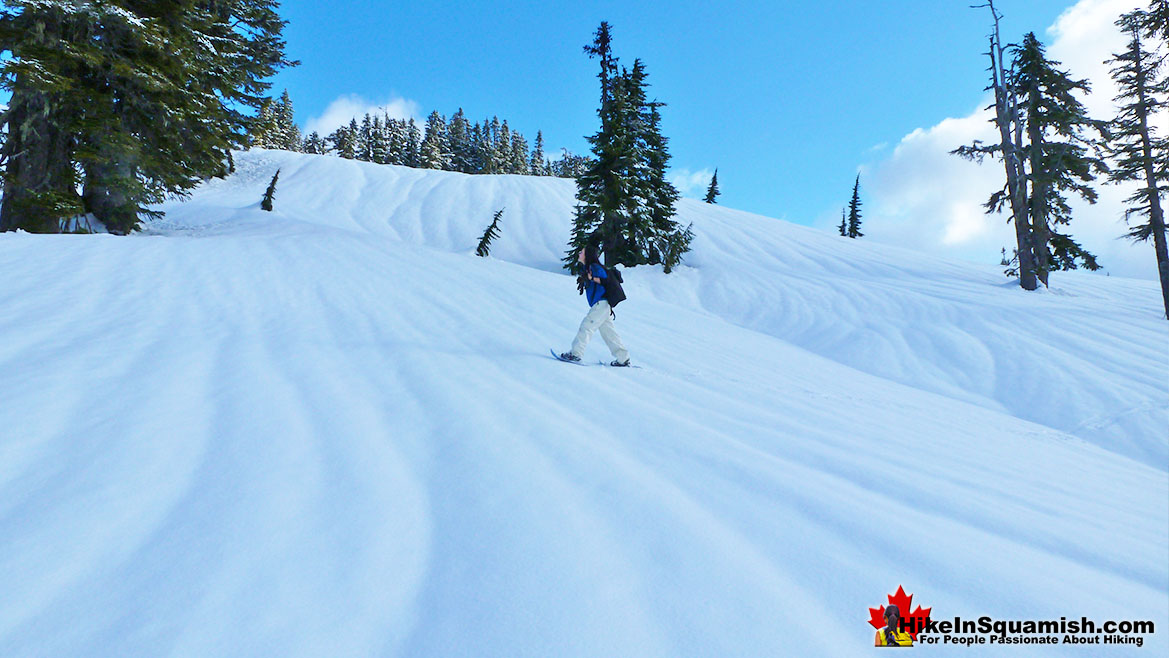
868;585;932;640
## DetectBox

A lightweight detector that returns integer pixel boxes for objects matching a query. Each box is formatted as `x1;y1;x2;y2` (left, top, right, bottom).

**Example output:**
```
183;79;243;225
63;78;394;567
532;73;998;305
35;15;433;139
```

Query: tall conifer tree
1012;32;1106;281
0;0;295;234
531;131;548;175
276;89;300;150
846;175;863;238
565;23;689;271
419;111;452;169
449;109;473;173
1106;9;1169;318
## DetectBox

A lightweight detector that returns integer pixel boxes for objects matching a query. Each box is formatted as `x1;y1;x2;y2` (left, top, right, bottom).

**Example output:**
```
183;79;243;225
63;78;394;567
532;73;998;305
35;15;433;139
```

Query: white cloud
670;167;715;198
303;94;422;137
860;0;1161;280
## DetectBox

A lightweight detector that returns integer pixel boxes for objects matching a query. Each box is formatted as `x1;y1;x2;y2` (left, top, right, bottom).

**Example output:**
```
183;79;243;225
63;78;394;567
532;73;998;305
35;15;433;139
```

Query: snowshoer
560;245;631;366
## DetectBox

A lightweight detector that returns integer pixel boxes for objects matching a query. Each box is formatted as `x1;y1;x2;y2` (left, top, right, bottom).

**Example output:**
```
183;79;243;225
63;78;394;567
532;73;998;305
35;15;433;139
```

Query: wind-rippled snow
0;149;1164;656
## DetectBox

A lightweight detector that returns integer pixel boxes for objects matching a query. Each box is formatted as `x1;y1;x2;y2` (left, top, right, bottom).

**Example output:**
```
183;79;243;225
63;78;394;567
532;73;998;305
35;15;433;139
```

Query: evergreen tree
476;209;505;257
261;169;279;211
846;174;863;238
386;116;406;165
1106;9;1169;318
357;114;375;162
704;169;720;203
566;22;637;268
419;111;452;169
449;108;473;173
510;131;530;175
468;121;487;172
328;119;359;159
404;118;422;167
249;97;281;148
531;130;548;175
1012;32;1106;281
487;116;503;173
276;89;300;150
369;115;388;163
953;4;1103;288
499;121;513;172
552;149;592;178
839;209;848;236
565;23;689;271
1141;0;1169;40
633;88;689;271
302;131;326;154
0;0;294;234
0;3;84;231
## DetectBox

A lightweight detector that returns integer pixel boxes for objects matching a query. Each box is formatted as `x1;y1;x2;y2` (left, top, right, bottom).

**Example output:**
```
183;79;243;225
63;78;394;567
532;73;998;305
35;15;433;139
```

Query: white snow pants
570;300;629;363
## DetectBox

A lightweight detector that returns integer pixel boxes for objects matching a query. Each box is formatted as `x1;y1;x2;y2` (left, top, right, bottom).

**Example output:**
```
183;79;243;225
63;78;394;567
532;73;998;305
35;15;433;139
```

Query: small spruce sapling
476;208;505;256
704;169;720;203
261;169;280;211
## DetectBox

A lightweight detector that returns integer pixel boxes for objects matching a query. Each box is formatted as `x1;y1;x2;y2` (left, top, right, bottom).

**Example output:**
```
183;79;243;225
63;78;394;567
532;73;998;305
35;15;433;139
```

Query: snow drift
0;149;1164;656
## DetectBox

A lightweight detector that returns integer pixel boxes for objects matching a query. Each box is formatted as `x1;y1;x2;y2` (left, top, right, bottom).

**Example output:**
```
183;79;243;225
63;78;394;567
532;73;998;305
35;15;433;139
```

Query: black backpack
603;266;626;308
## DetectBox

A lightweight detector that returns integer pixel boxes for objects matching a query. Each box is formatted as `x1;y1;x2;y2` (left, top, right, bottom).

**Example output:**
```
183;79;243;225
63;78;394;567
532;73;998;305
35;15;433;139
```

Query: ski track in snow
0;150;1165;656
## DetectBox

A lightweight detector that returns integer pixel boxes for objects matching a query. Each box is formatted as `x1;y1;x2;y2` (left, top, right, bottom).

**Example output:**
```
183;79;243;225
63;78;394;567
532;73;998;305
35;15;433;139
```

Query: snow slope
0;149;1165;656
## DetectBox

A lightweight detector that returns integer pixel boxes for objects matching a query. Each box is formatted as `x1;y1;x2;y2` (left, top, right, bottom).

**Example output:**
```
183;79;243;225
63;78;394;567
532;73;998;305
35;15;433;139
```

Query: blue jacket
584;263;607;306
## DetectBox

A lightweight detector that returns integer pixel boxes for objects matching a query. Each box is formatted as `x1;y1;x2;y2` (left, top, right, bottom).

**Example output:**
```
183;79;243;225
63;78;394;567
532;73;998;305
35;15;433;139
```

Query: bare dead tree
953;0;1039;290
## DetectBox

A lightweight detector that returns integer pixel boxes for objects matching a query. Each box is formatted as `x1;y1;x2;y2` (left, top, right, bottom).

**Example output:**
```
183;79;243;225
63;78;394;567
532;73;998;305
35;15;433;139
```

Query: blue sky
270;0;1077;226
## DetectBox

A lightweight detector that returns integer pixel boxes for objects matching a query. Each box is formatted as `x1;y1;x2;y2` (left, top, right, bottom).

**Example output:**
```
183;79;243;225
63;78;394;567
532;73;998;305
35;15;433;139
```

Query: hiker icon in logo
875;604;913;647
869;585;930;647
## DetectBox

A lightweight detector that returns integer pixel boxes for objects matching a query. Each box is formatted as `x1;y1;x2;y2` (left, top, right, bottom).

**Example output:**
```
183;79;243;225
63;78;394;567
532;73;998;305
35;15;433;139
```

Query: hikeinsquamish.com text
908;616;1155;647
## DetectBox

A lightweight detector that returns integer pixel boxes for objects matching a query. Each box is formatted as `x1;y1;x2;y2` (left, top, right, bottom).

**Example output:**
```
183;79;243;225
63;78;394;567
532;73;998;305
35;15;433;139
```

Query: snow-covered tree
302;132;327;154
329;119;359;159
357;114;375;162
276;90;301;151
509;130;530;175
449;109;474;173
0;0;294;234
249;98;281;148
404;119;422;167
370;116;388;164
386;116;406;165
530;131;548;175
551;149;592;178
419;111;452;170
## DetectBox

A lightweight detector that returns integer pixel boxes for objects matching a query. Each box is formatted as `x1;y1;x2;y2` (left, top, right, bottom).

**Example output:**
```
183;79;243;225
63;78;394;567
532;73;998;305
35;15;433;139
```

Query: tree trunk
1026;93;1052;287
1147;191;1169;320
83;158;138;235
1132;34;1169;319
0;14;78;233
986;2;1037;290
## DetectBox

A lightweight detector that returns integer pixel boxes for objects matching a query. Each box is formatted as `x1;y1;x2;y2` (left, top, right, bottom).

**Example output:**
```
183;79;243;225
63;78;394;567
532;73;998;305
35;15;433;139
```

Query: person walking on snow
560;245;631;366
